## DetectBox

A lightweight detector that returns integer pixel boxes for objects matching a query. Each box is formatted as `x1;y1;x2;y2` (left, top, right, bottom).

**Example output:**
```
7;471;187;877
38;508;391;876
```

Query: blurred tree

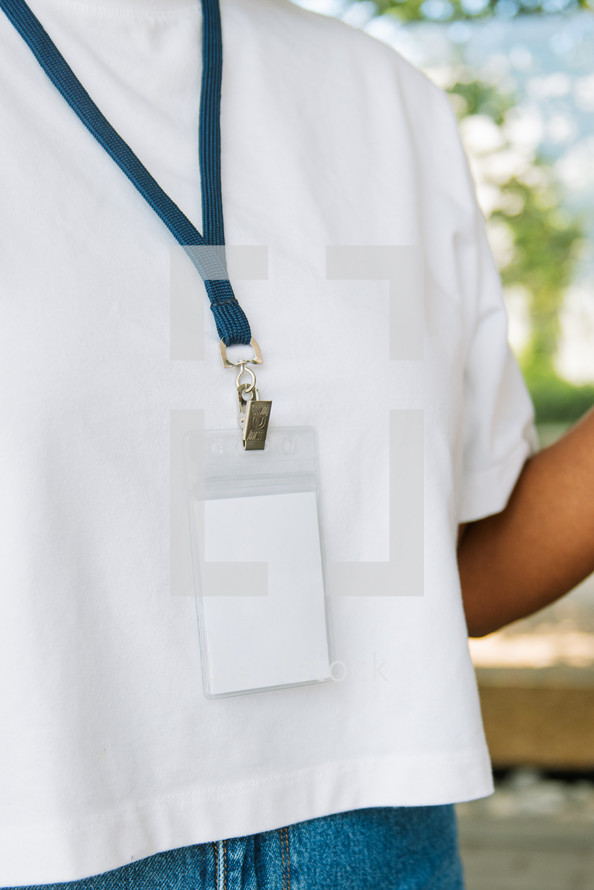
367;0;592;23
349;0;594;419
448;68;593;420
450;69;593;420
447;72;585;374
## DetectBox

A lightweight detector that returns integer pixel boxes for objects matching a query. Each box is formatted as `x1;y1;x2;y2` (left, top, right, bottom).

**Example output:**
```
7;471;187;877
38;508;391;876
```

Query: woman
0;0;592;886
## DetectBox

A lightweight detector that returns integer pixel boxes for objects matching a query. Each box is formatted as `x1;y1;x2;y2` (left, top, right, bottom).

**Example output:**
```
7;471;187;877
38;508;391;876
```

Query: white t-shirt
0;0;538;883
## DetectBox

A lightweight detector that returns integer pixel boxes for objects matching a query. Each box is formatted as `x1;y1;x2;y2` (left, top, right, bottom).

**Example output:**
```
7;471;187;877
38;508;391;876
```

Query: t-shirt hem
0;747;494;886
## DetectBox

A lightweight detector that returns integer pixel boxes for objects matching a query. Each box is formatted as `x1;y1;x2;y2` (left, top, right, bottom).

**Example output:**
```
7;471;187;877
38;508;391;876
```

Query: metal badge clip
234;362;272;451
220;339;271;449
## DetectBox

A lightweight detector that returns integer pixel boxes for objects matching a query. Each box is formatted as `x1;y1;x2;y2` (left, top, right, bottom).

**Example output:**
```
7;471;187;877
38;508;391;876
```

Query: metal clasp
221;339;271;450
236;381;272;451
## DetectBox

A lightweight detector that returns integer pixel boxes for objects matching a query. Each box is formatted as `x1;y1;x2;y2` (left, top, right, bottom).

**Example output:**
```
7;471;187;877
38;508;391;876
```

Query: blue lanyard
0;0;252;348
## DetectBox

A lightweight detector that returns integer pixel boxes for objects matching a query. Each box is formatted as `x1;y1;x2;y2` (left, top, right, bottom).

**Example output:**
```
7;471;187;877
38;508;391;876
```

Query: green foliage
369;0;592;23
492;174;585;367
449;78;515;126
522;361;594;424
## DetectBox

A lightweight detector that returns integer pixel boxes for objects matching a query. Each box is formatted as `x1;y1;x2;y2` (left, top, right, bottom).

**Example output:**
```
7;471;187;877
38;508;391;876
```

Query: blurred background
294;0;594;885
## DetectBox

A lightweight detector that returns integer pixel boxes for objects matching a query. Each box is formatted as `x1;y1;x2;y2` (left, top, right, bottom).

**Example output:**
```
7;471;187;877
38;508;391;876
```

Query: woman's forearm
458;407;594;638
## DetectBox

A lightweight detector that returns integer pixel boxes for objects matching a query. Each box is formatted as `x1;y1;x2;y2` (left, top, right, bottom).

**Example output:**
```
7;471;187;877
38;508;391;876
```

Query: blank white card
194;490;331;696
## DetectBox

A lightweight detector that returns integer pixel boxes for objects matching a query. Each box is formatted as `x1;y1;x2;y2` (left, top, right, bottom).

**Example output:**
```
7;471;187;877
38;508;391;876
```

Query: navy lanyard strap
0;0;252;347
200;0;225;249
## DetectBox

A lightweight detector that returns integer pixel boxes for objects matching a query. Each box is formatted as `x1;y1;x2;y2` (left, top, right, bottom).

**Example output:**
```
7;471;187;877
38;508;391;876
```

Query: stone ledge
476;667;594;769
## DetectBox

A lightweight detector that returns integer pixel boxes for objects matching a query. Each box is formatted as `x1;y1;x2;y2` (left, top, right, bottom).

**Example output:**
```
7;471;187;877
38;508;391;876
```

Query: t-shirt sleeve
446;105;540;523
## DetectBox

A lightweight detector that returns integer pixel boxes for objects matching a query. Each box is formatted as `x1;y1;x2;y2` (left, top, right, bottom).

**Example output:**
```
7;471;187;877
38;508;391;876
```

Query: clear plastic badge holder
184;426;333;698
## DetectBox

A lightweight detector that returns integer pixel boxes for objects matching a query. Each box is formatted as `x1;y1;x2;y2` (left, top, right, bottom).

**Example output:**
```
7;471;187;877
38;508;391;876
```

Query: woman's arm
457;407;594;638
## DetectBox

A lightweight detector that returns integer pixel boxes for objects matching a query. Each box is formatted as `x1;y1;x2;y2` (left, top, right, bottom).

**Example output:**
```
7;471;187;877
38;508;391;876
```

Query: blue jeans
7;805;465;889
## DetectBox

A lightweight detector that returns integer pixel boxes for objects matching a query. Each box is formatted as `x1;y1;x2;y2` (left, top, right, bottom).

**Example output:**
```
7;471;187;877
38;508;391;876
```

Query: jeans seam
286;826;292;890
280;826;291;890
279;828;286;890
